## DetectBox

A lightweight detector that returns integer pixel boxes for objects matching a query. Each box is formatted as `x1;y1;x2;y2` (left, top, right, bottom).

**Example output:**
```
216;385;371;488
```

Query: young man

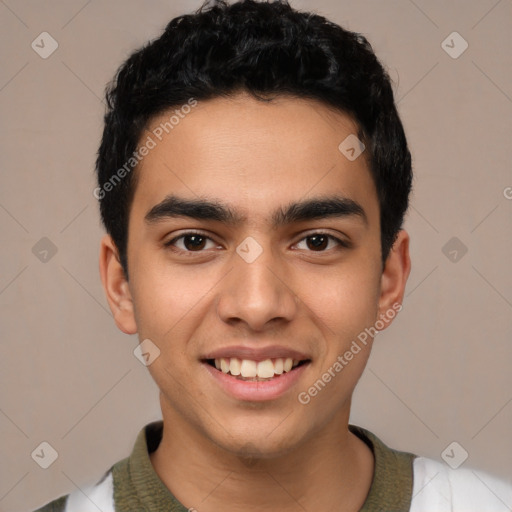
35;1;512;511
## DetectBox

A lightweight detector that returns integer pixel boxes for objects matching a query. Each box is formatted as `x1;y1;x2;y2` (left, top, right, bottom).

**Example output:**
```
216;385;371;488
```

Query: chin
208;416;310;460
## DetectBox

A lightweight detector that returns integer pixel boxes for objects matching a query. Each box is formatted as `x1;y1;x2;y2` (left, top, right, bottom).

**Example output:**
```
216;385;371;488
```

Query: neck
150;399;374;512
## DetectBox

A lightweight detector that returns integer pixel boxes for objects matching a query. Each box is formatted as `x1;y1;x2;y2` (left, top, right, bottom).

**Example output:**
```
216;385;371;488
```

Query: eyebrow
144;194;368;227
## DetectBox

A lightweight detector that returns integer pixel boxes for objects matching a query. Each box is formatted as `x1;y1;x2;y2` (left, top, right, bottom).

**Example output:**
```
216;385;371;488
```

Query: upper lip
201;345;311;362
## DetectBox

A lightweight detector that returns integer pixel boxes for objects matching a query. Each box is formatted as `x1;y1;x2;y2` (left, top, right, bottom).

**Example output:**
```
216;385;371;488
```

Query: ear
99;234;137;335
377;229;411;328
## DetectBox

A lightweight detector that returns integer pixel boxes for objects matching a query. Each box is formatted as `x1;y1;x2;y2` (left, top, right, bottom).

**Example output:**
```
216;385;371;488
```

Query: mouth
204;357;311;381
200;346;312;401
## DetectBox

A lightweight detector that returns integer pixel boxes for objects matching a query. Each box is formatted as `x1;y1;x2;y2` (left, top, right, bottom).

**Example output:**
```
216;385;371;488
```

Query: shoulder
32;471;114;512
411;456;512;512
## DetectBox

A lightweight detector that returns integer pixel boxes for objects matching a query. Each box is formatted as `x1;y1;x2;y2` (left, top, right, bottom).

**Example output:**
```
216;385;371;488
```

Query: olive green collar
111;421;416;511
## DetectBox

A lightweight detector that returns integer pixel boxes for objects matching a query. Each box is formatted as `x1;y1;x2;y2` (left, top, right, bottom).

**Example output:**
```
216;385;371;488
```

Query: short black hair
95;0;412;277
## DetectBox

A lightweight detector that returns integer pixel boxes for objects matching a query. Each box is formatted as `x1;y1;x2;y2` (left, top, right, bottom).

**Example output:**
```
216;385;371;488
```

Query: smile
202;354;311;401
208;357;307;380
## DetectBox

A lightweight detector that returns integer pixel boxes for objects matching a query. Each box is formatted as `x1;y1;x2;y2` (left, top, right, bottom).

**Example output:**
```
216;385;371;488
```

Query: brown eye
165;232;217;252
182;234;207;251
295;233;346;252
306;234;329;251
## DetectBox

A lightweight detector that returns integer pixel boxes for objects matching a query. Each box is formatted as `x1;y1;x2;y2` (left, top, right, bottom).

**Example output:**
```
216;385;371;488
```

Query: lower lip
202;362;310;402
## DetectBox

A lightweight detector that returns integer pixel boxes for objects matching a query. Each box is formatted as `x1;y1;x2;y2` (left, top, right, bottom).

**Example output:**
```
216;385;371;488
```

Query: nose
216;242;298;331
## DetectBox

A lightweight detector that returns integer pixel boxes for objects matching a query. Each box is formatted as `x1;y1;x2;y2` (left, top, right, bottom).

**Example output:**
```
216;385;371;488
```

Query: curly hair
95;0;412;277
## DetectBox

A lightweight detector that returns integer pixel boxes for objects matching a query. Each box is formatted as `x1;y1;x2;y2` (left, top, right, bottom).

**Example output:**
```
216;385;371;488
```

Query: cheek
130;262;218;343
296;268;380;414
299;261;381;343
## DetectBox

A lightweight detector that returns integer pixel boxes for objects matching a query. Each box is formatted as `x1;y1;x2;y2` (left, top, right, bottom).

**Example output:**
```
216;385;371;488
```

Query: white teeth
240;359;257;378
220;358;230;374
229;357;241;376
274;358;284;375
212;357;305;379
257;359;275;379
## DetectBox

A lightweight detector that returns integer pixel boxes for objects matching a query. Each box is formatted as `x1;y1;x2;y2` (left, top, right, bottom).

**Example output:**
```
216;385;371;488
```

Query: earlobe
99;234;138;335
377;230;411;325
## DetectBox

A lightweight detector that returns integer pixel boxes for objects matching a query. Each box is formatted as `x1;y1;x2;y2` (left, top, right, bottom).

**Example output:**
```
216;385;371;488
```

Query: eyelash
164;230;350;254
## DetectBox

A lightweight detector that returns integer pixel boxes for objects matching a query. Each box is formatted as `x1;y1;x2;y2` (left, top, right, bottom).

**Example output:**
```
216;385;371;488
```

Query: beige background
0;0;511;510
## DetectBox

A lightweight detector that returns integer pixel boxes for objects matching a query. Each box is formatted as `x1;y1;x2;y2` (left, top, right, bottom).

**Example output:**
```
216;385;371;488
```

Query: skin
99;92;411;511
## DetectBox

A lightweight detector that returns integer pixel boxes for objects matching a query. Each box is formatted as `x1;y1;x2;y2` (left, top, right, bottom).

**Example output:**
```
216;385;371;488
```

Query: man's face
120;93;389;456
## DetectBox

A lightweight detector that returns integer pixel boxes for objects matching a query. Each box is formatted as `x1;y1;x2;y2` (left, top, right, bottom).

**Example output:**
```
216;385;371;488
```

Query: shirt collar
113;420;415;511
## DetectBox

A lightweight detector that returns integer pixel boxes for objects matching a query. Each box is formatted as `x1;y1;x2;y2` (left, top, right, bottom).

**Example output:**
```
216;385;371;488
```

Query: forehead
131;93;378;225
